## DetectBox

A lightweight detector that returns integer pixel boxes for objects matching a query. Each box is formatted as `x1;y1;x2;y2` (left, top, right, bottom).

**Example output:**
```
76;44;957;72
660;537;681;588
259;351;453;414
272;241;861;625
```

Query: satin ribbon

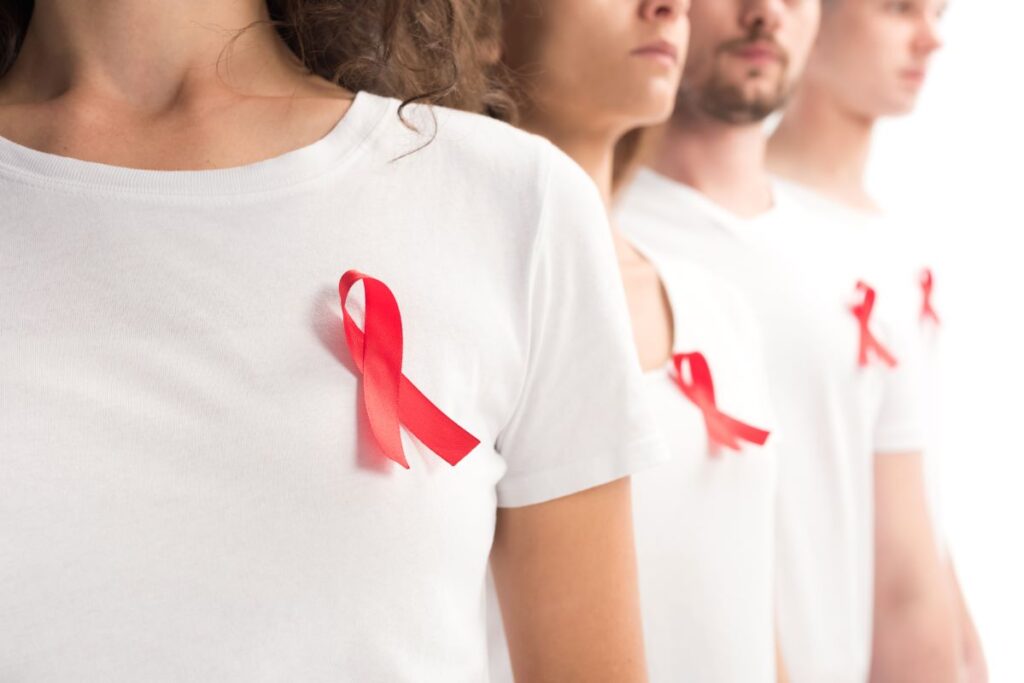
920;268;941;325
850;280;898;368
669;352;770;454
338;270;479;469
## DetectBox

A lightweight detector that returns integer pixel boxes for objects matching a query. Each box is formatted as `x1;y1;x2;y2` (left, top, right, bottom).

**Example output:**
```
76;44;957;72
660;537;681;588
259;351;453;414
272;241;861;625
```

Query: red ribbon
850;280;898;368
669;352;770;454
338;270;479;469
920;268;941;325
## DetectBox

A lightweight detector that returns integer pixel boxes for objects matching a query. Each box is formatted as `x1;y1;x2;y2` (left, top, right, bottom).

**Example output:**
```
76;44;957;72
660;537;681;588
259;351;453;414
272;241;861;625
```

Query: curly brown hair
0;0;512;120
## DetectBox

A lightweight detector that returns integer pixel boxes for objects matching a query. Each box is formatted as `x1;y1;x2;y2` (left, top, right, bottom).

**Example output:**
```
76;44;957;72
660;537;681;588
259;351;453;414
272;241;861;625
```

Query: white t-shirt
617;168;926;683
773;179;941;352
489;245;778;683
0;91;668;682
777;180;948;548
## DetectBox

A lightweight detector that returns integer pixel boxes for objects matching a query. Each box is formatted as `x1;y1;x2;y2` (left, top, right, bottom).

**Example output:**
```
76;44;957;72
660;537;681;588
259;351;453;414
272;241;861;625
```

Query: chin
883;94;920;117
630;85;681;124
620;101;675;129
742;76;786;98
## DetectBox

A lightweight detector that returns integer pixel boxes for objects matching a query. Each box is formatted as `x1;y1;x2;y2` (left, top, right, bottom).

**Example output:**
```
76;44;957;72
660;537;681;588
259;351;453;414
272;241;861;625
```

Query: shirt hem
495;433;671;508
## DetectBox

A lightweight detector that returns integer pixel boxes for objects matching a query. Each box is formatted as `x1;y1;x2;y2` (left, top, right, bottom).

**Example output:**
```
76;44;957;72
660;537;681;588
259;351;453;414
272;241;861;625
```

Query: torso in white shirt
489;243;779;683
0;93;667;682
617;168;926;683
776;178;947;547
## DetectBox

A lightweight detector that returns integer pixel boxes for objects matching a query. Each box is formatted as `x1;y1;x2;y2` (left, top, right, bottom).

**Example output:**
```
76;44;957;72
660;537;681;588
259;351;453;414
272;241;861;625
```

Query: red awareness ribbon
920;268;941;325
850;280;898;368
338;270;480;469
669;352;770;454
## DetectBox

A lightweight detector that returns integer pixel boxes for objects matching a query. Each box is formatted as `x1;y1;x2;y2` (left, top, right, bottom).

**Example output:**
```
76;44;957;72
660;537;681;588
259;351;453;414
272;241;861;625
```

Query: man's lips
729;42;783;64
901;68;928;85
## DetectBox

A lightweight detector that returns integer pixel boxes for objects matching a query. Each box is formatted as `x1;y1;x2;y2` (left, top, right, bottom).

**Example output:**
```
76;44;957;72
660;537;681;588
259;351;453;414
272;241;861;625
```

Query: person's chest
1;180;530;448
0;186;530;675
727;222;905;416
630;302;777;647
633;265;777;514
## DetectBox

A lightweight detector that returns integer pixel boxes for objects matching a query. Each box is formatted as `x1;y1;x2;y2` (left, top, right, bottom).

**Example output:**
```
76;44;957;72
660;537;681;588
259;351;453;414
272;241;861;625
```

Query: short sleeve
877;222;948;543
494;146;669;508
873;261;928;455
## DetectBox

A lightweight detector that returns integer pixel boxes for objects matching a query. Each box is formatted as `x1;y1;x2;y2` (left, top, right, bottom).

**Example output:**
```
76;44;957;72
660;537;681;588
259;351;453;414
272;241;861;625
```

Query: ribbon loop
850;281;898;368
669;352;770;455
920;268;941;325
339;270;480;469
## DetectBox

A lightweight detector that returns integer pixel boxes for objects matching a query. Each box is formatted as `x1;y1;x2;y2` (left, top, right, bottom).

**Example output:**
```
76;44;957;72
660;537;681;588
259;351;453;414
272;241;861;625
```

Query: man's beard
680;39;793;124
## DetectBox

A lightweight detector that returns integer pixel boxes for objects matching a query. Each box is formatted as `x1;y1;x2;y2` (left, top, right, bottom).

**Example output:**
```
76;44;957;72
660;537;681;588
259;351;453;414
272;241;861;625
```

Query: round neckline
634;167;787;240
0;89;392;197
620;234;684;380
773;177;886;221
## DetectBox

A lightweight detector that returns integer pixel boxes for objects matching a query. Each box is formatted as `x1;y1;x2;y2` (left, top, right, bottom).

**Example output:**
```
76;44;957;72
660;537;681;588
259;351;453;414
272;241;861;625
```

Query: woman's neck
768;83;878;212
1;0;306;108
519;110;618;210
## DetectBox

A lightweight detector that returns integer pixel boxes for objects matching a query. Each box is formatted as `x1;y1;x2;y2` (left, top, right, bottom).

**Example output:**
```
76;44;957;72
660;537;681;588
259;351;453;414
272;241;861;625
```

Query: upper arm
487;144;662;683
776;639;790;683
490;477;648;683
873;451;947;606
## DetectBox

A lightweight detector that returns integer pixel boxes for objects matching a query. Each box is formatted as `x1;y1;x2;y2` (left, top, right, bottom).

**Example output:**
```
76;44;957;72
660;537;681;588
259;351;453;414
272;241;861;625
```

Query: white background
868;2;1024;680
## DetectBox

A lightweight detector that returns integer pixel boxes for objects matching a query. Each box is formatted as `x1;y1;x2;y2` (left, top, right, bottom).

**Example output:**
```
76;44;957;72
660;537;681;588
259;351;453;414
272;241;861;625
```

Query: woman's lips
631;40;680;67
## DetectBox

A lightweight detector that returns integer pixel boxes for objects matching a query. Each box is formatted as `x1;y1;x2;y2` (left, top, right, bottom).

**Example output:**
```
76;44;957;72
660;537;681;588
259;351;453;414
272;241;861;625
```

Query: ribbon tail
717;413;771;447
707;412;770;452
852;304;871;368
364;383;410;469
398;376;480;466
705;412;743;453
870;339;899;368
356;358;409;468
857;339;870;368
